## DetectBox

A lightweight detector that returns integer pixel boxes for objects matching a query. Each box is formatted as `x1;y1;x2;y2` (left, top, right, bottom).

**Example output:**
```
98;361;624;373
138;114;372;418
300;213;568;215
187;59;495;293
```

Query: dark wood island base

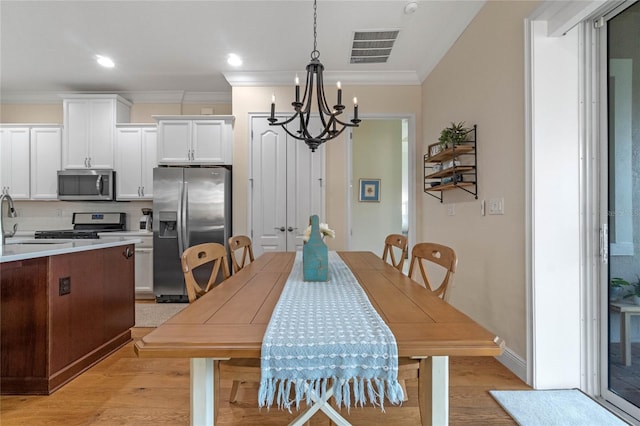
1;244;135;395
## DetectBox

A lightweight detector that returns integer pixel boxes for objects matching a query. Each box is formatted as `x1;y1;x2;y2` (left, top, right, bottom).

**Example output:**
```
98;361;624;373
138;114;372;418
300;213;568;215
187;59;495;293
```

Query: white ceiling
0;0;485;103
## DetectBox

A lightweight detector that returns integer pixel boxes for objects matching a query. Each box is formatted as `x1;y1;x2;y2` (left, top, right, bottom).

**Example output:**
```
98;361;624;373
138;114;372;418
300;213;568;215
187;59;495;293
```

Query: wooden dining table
134;251;504;426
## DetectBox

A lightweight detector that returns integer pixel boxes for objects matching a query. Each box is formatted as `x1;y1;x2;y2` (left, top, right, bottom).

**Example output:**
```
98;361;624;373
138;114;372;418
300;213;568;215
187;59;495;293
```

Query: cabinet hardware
123;247;134;259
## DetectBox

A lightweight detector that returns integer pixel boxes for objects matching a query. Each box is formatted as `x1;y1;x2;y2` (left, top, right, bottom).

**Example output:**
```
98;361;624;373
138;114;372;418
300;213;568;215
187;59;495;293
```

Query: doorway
348;116;414;261
601;0;640;417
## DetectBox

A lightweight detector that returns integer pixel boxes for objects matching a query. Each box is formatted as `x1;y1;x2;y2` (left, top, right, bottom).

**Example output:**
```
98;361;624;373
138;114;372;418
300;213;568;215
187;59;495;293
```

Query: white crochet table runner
258;251;403;411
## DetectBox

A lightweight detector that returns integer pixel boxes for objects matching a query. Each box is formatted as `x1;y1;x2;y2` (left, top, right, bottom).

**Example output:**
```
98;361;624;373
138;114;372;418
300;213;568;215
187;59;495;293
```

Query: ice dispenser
158;211;178;238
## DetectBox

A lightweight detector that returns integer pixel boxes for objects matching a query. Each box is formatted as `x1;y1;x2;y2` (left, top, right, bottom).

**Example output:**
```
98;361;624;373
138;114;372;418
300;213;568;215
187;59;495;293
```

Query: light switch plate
447;205;455;216
488;198;505;215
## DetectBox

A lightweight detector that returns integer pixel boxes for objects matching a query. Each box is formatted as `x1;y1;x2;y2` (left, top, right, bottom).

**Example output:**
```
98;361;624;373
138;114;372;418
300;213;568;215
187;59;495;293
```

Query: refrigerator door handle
177;181;185;258
183;182;190;248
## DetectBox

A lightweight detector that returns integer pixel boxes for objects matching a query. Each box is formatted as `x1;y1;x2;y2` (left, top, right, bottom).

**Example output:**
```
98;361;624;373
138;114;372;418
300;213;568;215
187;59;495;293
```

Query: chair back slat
382;234;408;272
228;235;255;273
408;242;457;300
181;243;230;303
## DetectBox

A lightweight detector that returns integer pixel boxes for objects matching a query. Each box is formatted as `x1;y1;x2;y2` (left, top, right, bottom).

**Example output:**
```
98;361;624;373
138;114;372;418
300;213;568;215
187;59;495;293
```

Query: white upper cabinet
62;95;131;169
115;125;157;200
0;125;60;200
154;115;233;165
30;126;62;200
0;127;30;199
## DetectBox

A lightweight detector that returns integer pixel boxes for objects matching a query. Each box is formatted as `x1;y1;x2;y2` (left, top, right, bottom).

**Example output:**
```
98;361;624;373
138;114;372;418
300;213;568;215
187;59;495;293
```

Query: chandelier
268;0;361;152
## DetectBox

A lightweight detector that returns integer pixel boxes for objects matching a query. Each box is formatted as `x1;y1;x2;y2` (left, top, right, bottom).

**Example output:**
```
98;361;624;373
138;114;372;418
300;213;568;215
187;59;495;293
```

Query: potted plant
624;276;640;305
438;121;472;150
610;277;630;301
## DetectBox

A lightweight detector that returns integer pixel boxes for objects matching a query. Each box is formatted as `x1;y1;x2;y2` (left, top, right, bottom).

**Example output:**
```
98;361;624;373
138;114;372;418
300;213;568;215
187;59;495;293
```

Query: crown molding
223;70;421;87
0;90;232;105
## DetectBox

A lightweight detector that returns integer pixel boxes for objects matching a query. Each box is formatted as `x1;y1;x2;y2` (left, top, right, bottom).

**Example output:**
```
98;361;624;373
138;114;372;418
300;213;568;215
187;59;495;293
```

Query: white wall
530;20;582;388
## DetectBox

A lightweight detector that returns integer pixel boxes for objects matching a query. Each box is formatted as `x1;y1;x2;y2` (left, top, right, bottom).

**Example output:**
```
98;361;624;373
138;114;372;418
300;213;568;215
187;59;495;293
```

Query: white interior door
251;115;325;257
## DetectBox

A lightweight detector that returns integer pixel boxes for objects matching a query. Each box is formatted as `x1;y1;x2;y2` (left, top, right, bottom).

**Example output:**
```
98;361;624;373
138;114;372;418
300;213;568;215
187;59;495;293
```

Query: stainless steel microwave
57;169;115;201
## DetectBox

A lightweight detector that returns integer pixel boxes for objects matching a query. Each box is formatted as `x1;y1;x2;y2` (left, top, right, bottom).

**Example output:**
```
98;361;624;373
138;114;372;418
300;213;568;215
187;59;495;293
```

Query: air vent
350;30;399;64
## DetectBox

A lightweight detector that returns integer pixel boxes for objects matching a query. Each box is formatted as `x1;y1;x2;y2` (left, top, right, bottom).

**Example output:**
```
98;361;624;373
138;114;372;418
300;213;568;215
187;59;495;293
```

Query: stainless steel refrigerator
153;167;231;302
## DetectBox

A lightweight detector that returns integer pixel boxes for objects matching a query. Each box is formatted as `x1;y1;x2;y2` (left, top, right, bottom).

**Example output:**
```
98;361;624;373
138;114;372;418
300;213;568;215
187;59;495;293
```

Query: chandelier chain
312;0;319;60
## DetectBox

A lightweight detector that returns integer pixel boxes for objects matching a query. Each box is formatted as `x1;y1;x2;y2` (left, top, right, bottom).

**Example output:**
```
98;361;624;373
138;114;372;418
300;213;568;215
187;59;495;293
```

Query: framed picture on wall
359;179;381;202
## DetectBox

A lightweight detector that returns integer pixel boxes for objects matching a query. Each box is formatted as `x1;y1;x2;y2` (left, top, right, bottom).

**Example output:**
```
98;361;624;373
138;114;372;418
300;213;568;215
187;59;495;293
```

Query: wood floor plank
0;328;529;425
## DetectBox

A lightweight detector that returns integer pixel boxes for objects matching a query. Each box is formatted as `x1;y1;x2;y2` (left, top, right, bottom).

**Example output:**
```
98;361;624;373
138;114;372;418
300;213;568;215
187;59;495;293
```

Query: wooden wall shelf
424;125;477;203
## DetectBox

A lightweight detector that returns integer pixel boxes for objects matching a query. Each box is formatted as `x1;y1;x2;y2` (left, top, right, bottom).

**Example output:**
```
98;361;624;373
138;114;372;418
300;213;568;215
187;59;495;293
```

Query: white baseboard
496;345;527;384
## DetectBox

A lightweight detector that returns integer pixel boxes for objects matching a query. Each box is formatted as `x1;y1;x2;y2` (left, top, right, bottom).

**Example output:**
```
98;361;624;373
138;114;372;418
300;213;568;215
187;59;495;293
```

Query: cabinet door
63;99;90;169
134;247;154;298
192;120;227;164
30;127;61;200
0;127;30;199
157;120;190;164
87;99;115;169
140;128;157;199
102;245;135;338
115;127;143;200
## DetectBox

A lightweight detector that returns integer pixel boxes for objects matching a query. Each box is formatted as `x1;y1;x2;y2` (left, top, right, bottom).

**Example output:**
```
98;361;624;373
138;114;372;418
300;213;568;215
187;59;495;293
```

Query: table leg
289;383;351;426
621;312;632;366
190;358;220;426
418;356;449;426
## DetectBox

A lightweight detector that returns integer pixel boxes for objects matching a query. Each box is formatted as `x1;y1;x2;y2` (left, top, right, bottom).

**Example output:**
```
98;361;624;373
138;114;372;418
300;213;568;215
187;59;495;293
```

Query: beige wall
421;0;537;358
0;104;63;123
231;85;421;250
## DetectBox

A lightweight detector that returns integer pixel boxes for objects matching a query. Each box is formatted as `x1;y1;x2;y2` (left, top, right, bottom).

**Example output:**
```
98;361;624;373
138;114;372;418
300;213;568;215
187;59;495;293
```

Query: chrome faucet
0;192;18;245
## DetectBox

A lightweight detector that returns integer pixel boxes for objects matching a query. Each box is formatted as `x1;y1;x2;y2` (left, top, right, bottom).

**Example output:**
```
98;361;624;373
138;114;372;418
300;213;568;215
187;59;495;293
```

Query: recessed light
96;55;115;68
227;53;242;67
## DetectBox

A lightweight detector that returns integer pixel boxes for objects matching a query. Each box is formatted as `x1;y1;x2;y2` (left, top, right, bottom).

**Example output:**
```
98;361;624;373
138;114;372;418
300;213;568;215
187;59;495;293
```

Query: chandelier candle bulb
295;75;300;102
270;94;275;119
337;81;342;106
353;97;359;121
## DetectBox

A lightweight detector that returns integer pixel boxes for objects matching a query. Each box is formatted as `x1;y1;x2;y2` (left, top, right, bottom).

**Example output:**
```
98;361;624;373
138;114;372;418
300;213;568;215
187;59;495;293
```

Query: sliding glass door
602;0;640;417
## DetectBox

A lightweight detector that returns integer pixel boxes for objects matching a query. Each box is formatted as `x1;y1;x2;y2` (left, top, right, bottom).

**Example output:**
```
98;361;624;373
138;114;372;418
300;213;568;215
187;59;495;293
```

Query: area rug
489;389;628;426
134;302;188;327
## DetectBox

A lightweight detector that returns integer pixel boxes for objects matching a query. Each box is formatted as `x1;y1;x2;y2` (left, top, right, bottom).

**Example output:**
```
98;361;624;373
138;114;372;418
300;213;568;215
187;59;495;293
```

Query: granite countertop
98;231;153;237
0;236;142;263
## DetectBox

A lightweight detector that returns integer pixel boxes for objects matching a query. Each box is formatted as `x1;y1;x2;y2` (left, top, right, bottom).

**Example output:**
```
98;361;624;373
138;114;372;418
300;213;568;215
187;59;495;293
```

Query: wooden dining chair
180;243;231;303
407;242;458;301
382;233;408;272
398;242;458;402
228;235;255;273
181;242;260;403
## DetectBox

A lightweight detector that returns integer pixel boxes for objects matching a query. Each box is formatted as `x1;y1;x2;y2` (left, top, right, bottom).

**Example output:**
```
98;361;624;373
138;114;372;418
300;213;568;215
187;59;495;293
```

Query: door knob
274;226;285;232
287;227;298;232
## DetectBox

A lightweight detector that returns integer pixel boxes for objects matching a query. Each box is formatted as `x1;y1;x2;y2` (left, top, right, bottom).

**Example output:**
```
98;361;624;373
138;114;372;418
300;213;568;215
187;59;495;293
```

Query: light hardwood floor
1;328;530;425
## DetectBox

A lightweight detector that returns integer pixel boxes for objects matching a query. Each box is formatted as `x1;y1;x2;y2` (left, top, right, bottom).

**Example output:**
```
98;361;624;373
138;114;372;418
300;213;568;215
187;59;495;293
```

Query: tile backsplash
5;200;152;233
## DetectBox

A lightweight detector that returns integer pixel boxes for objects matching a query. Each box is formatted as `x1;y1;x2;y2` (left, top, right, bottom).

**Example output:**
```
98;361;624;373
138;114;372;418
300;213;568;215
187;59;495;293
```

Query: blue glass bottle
303;215;328;282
